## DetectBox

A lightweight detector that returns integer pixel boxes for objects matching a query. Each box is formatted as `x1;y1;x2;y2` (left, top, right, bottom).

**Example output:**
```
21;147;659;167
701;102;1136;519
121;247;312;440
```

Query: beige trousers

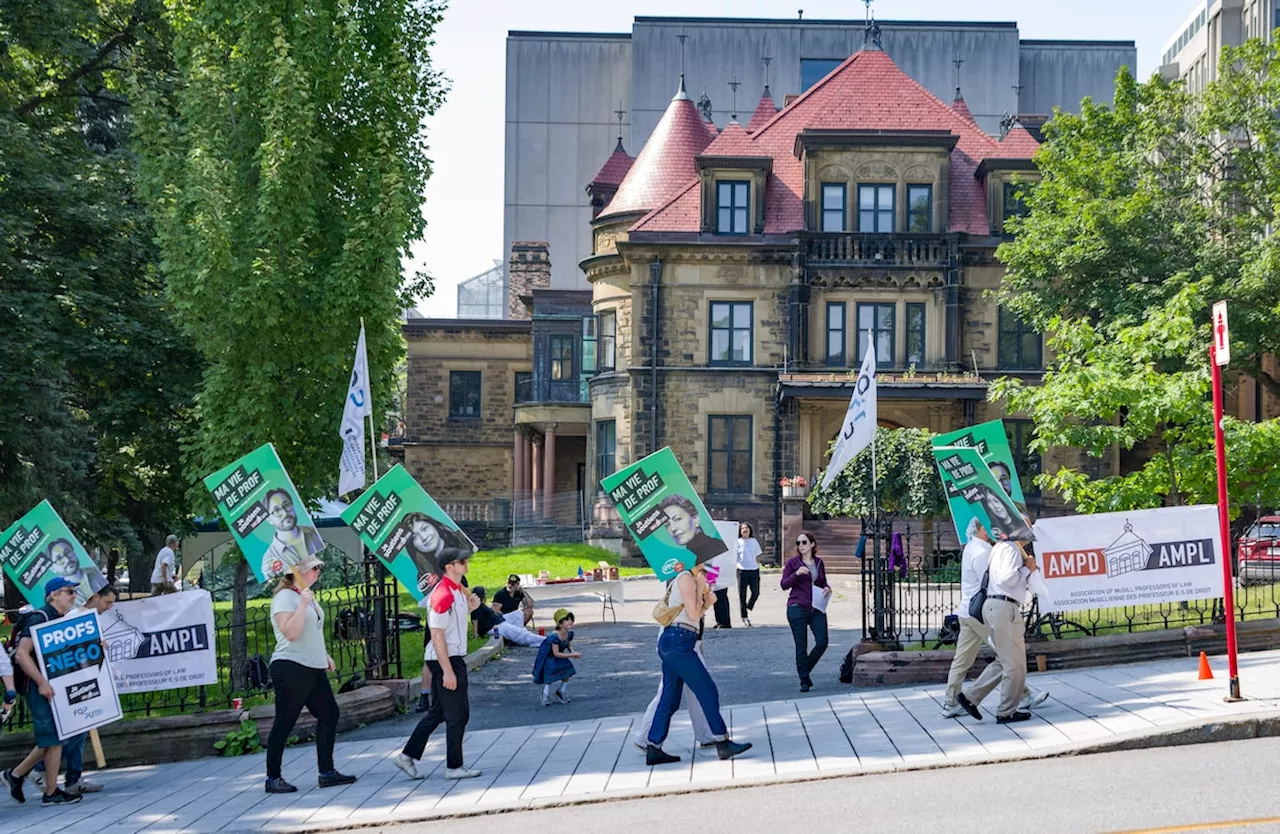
944;615;995;706
963;598;1026;717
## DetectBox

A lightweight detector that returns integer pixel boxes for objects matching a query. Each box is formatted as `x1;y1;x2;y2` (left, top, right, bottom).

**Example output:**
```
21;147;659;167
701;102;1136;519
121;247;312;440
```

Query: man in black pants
393;552;481;780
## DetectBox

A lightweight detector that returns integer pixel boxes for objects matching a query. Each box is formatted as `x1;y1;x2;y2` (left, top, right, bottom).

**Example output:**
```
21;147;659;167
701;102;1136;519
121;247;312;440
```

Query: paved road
385;735;1280;834
343;575;867;739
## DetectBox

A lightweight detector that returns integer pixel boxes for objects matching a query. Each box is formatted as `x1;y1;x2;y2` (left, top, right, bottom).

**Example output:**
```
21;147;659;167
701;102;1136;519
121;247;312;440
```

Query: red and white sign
1213;301;1230;366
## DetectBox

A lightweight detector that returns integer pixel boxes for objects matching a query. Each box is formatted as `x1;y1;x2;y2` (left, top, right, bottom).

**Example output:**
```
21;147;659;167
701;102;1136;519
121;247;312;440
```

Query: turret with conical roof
594;75;714;223
746;86;778;133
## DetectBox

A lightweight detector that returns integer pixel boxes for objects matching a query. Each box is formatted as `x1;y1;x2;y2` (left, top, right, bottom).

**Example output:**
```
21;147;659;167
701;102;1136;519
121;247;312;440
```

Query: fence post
229;557;249;693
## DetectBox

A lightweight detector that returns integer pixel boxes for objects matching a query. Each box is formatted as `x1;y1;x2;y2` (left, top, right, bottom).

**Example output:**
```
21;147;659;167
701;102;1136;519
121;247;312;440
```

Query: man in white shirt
393;552;482;781
150;535;179;595
959;522;1040;723
943;519;1049;720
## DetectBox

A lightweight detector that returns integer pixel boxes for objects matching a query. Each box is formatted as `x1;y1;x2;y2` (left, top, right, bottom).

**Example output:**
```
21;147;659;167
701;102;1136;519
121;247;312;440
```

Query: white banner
708;521;740;591
338;324;373;497
98;590;218;694
821;334;877;490
1032;505;1225;611
31;610;121;740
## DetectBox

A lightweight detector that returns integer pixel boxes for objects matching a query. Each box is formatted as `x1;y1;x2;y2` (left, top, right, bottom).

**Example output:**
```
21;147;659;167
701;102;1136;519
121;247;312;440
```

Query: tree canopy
132;0;448;506
992;44;1280;515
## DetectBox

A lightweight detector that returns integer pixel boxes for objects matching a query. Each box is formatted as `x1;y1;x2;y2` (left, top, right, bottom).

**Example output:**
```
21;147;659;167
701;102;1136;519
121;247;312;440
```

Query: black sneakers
41;788;82;806
318;771;357;788
264;777;298;794
3;768;23;804
414;692;430;713
996;710;1032;724
716;739;753;760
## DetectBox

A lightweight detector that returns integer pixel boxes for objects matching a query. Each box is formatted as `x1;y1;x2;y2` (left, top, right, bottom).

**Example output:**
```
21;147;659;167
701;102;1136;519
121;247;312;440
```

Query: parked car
1237;516;1280;585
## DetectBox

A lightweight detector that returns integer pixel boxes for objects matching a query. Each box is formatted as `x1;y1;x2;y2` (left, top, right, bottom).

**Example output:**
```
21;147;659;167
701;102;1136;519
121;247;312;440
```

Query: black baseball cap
507;574;521;584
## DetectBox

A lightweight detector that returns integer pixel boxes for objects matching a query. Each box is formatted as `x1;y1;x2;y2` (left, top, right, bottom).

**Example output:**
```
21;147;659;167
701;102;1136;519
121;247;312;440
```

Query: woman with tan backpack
642;564;752;766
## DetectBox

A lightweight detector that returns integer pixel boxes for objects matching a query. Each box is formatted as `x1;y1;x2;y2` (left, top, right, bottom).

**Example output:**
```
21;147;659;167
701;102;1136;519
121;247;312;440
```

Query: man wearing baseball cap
2;577;82;806
491;574;534;626
394;551;482;781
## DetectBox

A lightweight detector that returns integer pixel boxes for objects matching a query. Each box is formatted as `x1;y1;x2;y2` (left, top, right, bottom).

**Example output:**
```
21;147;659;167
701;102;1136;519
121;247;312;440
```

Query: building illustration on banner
1104;522;1154;578
100;612;145;663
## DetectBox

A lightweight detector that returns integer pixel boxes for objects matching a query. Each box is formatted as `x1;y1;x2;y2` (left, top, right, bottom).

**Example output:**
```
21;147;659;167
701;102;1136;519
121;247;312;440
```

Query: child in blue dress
532;609;580;706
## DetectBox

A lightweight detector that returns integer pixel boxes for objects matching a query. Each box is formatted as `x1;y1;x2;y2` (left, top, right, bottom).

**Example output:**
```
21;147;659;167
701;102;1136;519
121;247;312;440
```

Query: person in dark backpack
2;577;81;806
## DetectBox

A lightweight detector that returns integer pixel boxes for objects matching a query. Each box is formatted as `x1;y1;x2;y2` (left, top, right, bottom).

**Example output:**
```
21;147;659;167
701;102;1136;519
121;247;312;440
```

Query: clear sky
407;0;1197;317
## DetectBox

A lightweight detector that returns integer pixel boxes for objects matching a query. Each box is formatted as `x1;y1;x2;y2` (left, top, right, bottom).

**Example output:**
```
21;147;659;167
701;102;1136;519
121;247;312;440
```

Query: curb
466;637;505;672
282;705;1280;833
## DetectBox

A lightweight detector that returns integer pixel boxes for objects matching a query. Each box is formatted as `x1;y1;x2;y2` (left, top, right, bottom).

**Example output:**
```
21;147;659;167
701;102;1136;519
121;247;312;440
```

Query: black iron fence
857;518;1280;650
2;554;402;732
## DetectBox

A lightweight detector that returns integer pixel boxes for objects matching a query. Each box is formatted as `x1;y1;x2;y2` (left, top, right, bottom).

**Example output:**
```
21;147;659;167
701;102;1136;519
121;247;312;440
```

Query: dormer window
858;184;895;233
716;181;750;235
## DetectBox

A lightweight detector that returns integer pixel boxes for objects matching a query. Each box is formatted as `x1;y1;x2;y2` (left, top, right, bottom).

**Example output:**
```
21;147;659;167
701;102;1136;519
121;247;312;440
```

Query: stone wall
404;444;511;502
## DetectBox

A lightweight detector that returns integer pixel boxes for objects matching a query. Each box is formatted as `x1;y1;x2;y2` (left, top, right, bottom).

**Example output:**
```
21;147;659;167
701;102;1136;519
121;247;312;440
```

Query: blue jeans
647;626;728;746
34;732;85;784
787;605;829;683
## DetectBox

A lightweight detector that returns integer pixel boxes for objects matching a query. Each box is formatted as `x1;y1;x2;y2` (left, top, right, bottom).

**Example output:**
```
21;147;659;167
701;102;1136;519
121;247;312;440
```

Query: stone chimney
508;241;550;319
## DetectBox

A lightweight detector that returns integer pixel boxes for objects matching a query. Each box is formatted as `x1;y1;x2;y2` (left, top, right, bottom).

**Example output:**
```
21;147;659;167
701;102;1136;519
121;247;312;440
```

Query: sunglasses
796;539;812;545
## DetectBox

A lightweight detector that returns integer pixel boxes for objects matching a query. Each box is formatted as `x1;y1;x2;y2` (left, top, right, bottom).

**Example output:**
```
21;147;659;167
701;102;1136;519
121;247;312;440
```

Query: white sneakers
1019;690;1050;710
394;753;481;781
940;702;967;719
393;753;423;780
445;767;482;780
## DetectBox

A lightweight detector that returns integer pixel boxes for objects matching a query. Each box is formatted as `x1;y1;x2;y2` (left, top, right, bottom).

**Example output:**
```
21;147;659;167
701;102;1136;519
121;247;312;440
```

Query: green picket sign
600;447;728;581
931;419;1028;508
0;501;107;607
202;443;325;582
933;445;1034;545
340;464;475;603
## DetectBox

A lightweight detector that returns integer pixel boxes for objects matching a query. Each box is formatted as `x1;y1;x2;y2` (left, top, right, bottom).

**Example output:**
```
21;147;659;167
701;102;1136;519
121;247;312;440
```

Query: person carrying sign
1;577;82;806
264;557;356;794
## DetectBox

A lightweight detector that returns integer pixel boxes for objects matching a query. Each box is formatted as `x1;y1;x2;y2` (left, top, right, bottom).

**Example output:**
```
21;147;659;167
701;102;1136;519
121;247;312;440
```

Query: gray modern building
1160;0;1277;93
505;15;1137;293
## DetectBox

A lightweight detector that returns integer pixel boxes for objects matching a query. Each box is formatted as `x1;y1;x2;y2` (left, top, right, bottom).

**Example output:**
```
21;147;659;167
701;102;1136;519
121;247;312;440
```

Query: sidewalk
12;649;1280;833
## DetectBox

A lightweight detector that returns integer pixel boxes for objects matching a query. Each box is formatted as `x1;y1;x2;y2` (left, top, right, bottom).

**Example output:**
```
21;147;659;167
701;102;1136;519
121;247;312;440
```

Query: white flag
338;325;373;496
820;334;878;490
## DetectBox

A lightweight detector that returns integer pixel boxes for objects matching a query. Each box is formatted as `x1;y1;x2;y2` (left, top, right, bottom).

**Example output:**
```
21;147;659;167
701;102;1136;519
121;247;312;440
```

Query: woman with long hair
264;557;356;794
644;563;752;766
735;522;762;627
780;531;831;692
402;512;475;595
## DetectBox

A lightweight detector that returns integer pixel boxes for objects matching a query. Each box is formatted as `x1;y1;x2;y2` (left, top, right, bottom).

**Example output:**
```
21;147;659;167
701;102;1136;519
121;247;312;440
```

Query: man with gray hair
942;517;1047;720
150;534;180;595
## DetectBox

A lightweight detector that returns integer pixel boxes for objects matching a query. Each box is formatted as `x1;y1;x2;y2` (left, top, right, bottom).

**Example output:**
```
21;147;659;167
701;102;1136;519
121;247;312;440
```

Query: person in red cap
394;551;482;781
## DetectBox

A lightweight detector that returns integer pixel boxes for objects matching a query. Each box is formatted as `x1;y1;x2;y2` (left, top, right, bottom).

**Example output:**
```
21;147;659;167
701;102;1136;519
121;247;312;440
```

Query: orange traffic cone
1198;651;1214;680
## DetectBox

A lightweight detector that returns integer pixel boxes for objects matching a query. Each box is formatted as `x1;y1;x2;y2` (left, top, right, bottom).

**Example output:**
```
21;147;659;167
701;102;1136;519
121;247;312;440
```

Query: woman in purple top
780;531;831;692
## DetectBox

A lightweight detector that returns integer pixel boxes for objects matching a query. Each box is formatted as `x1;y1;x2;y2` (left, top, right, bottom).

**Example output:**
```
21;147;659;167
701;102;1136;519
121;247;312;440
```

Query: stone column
531;437;542;517
542;424;557;519
513;430;525;498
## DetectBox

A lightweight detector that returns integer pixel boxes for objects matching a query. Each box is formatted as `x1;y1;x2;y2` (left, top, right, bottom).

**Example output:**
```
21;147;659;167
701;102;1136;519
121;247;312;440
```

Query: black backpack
247;654;273;690
5;608;51;693
838;647;855;684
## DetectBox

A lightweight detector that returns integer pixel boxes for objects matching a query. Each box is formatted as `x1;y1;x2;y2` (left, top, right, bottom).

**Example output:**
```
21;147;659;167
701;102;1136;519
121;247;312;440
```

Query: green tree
808;428;946;518
993;52;1280;514
0;0;202;584
132;0;448;507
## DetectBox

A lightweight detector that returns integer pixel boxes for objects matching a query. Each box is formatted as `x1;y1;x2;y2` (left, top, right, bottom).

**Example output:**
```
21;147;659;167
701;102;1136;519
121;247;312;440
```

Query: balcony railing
515;377;589;405
802;232;957;267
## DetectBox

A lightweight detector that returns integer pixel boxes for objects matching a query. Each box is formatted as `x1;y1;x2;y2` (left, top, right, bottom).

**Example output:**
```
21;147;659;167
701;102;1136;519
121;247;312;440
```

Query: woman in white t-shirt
264;556;356;795
735;522;763;627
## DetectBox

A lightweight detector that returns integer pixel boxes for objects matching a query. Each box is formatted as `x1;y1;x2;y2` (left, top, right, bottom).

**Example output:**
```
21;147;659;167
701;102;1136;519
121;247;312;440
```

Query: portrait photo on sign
933;444;1033;544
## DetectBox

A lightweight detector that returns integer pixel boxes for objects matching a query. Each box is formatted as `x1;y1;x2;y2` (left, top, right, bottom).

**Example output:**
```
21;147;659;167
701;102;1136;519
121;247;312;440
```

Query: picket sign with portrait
1032;505;1225;611
98;590;218;694
203;443;325;582
601;447;728;582
933;445;1034;545
931;420;1028;510
340;464;476;603
30;610;122;740
0;501;108;608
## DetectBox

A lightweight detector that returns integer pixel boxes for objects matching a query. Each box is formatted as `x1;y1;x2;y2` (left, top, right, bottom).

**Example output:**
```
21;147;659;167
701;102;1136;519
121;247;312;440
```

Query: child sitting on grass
532;609;580;706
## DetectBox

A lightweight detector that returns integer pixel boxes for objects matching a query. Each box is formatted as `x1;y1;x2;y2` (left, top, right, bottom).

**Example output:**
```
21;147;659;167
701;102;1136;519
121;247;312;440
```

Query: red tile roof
746;88;778;133
596;77;713;222
630;49;1038;238
994;122;1041;157
951;97;976;125
588;140;634;190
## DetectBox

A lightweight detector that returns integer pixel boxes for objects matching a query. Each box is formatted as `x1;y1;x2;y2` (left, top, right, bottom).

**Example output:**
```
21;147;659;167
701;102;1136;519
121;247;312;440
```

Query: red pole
1210;343;1242;700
